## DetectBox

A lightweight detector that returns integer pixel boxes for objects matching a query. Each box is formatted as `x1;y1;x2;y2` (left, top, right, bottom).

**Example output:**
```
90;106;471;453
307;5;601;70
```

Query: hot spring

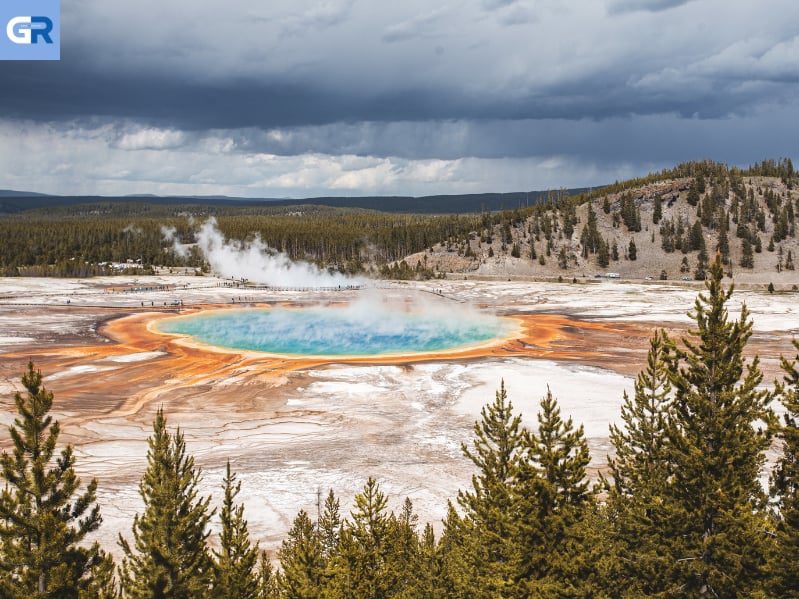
156;304;514;357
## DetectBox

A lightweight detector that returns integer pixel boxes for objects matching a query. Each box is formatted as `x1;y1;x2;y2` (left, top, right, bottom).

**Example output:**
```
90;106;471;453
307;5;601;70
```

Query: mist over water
167;218;357;288
158;297;512;356
159;219;510;353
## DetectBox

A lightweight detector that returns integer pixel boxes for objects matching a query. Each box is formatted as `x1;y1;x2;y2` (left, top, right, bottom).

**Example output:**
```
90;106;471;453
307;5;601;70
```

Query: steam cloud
167;218;357;288
160;225;191;259
321;292;509;348
122;223;143;235
159;218;508;352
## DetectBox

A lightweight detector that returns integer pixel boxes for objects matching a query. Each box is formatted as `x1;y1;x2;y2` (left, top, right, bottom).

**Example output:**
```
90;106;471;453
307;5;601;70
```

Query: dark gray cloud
0;0;791;130
1;37;792;130
0;0;797;196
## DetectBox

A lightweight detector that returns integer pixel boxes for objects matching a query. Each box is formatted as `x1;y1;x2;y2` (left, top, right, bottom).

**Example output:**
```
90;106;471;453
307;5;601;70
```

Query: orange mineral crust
2;306;654;420
5;303;789;433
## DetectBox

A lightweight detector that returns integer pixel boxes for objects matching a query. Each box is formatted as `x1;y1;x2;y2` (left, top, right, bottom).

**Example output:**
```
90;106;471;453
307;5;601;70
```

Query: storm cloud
1;0;797;197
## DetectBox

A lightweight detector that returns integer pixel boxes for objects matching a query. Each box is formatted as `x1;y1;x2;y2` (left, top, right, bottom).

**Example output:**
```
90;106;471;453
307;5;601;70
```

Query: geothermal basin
156;304;515;357
1;277;797;557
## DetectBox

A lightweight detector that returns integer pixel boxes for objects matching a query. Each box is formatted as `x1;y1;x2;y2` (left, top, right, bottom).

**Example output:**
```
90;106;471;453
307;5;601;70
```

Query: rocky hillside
395;161;799;287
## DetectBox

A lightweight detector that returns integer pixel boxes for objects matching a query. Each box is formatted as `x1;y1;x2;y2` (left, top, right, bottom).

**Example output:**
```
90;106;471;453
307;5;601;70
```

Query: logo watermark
1;0;59;60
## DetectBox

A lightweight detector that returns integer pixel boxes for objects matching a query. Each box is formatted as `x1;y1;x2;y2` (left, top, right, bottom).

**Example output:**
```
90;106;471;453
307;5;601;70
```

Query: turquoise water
157;306;510;356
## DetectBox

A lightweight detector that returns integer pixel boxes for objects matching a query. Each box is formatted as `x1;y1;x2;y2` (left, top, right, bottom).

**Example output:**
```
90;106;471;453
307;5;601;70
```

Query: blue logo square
0;0;60;60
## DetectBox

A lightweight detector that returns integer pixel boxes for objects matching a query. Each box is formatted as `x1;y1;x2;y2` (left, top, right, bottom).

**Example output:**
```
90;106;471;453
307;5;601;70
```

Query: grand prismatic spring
156;304;515;356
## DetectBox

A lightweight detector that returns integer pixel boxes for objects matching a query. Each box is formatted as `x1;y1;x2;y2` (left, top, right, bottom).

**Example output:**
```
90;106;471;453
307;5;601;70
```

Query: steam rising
122;223;143;235
157;217;510;354
166;218;357;288
161;225;190;259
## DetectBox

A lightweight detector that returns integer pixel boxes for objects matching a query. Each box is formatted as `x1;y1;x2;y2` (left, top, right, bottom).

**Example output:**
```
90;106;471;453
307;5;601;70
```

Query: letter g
7;16;32;44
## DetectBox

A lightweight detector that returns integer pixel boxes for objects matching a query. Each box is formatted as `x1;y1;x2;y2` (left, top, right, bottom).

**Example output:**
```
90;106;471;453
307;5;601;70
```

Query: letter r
31;16;53;44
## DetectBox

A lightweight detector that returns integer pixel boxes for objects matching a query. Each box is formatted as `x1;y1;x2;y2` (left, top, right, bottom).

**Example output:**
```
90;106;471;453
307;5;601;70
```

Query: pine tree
606;331;676;595
79;551;119;599
411;523;441;598
662;256;775;596
438;502;481;598
620;195;641;232
628;238;637;261
609;331;673;498
597;239;610;268
687;180;701;206
212;462;259;599
327;478;403;598
653;195;663;224
384;498;422;595
0;362;103;597
318;489;341;559
717;221;730;264
257;552;279;599
119;408;214;598
563;503;620;598
513;389;592;596
557;246;568;269
740;237;754;268
689;220;704;251
581;205;601;254
694;244;708;280
696;172;706;194
277;510;325;598
451;381;525;595
768;340;799;595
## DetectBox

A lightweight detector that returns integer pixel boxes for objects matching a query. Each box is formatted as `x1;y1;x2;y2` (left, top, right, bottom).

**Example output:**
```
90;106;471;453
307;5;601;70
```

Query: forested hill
0;188;589;216
394;158;799;285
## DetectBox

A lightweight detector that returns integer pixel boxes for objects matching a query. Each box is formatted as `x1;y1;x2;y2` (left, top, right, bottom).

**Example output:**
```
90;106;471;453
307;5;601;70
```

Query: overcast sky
1;0;798;197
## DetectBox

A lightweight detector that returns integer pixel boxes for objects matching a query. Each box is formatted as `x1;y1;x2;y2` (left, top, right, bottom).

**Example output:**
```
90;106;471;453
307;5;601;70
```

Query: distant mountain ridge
0;188;591;215
0;189;51;198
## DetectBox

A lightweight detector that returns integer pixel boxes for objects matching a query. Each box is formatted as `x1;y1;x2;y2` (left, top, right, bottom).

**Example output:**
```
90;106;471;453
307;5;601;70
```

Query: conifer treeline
2;257;799;597
0;207;494;276
2;159;796;279
575;157;795;206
